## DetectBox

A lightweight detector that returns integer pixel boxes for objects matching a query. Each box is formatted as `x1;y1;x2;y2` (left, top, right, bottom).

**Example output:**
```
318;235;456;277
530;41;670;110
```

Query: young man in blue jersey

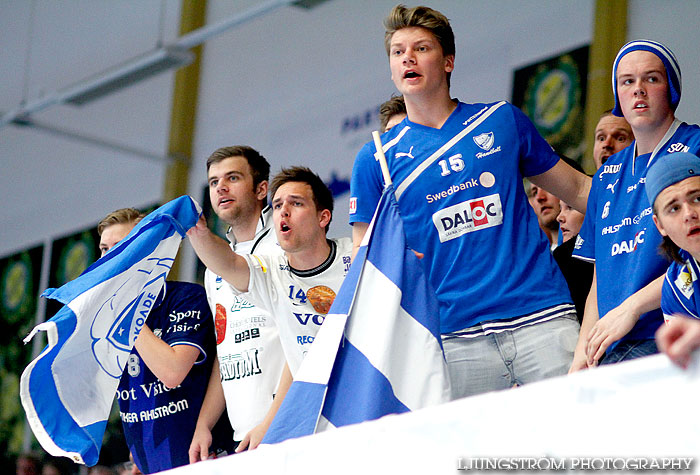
571;40;700;370
98;209;215;474
643;152;700;369
350;5;590;399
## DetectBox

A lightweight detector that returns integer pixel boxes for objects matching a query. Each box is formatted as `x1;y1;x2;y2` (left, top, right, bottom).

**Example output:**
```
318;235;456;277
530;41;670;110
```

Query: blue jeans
442;314;579;400
599;339;658;365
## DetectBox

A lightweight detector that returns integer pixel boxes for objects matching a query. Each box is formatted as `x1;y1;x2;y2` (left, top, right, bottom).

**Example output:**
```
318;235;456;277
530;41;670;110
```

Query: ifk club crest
473;132;494;151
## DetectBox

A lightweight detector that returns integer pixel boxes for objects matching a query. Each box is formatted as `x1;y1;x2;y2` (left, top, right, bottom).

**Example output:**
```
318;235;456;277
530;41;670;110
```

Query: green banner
45;229;100;320
0;245;43;464
512;45;589;163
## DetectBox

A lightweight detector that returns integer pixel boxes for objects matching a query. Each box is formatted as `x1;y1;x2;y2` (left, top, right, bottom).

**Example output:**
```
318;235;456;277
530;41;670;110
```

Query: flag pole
371;131;392;188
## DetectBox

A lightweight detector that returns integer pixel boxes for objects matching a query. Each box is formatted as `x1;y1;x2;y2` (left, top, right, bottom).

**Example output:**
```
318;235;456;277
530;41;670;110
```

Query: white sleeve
235;254;280;320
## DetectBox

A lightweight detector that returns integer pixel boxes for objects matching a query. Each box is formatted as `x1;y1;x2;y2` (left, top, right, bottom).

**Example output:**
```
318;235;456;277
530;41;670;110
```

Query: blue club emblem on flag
90;260;171;378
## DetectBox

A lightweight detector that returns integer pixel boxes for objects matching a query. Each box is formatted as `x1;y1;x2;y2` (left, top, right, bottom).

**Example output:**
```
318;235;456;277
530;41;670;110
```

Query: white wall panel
626;0;700;126
0;0;181;256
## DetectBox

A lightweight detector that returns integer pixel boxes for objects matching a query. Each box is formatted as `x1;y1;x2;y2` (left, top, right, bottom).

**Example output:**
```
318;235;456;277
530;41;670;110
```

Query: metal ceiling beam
11;117;180;163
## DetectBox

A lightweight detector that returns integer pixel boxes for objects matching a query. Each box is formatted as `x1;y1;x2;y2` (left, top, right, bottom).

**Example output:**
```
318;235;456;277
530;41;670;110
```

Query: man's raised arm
187;215;251;292
529;159;591;214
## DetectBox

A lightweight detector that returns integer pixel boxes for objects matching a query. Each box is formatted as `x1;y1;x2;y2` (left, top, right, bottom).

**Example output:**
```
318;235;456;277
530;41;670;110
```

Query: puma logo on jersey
396;146;415;159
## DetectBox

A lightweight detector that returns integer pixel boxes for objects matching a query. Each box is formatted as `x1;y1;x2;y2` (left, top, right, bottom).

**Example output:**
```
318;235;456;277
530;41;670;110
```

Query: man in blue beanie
646;152;700;368
572;40;700;370
647;153;700;320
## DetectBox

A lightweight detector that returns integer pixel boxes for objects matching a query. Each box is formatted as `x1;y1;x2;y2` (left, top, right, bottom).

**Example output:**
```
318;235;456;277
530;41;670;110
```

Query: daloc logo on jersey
90;260;169;378
611;230;645;256
432;194;503;242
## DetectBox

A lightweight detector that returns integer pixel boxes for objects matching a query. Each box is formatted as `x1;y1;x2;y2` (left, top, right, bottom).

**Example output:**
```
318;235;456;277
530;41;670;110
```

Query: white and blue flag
20;196;201;466
263;184;451;444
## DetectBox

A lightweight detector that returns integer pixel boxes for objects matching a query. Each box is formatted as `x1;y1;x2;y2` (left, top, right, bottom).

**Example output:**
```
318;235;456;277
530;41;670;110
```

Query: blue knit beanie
645;152;700;208
611;40;681;117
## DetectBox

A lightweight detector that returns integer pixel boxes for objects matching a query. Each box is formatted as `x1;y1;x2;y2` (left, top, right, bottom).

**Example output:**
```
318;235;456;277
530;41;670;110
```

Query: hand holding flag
20;196;201;466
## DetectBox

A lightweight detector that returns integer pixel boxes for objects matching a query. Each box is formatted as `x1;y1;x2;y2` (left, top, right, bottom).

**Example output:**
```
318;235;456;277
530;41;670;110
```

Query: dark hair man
189;146;286;458
187;166;352;442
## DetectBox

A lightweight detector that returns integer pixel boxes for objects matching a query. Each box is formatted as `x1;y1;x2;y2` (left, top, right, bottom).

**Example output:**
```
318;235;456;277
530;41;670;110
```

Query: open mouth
404;71;421;79
280;223;290;232
218;198;233;206
634;102;648;110
688;227;700;237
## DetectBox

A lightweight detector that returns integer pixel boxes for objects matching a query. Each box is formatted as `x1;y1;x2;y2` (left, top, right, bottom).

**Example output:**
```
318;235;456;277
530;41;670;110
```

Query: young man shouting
350;5;590;399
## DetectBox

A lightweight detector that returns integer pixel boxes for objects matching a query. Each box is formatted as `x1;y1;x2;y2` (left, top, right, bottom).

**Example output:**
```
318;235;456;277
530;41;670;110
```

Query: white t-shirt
237;237;353;375
204;206;286;441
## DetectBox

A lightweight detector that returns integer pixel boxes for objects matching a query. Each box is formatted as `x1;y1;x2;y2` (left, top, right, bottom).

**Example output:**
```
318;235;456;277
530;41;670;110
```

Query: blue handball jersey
116;281;214;474
350;101;573;333
662;249;700;321
574;121;700;346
